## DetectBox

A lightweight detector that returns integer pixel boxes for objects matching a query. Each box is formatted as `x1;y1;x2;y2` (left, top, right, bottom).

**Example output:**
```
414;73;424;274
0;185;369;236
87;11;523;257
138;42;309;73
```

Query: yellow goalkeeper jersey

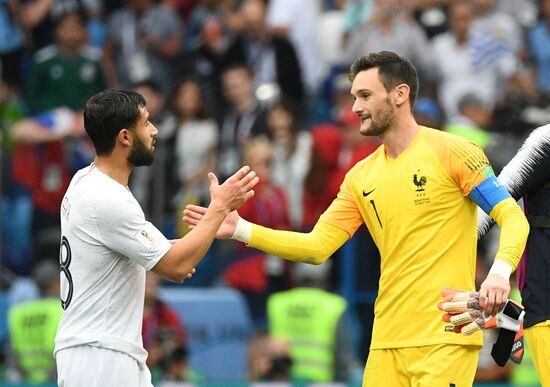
319;127;490;349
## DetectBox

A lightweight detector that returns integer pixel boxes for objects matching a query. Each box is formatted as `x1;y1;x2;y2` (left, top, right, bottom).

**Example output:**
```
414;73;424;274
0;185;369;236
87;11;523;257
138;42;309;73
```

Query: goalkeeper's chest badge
413;171;431;206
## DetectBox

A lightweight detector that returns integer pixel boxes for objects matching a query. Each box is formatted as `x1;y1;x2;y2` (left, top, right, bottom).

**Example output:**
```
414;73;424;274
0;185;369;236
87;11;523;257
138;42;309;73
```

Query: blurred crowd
0;0;549;384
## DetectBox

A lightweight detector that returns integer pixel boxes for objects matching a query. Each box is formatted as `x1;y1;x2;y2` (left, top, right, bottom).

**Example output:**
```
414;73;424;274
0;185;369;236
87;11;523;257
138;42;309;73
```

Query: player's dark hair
349;51;418;110
84;89;146;155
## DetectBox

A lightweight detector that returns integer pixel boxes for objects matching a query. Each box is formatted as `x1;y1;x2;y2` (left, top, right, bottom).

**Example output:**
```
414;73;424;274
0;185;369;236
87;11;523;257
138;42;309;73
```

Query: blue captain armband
469;176;511;214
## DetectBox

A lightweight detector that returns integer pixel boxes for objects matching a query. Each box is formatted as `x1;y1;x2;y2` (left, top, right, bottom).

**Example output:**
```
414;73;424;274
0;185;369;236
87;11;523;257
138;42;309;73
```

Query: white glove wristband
231;218;252;244
488;259;513;280
495;308;525;332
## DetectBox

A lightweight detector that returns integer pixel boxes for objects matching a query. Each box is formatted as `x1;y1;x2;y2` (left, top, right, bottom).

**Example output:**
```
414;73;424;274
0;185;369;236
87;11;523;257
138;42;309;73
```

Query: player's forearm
162;202;228;280
490;197;530;273
232;220;349;264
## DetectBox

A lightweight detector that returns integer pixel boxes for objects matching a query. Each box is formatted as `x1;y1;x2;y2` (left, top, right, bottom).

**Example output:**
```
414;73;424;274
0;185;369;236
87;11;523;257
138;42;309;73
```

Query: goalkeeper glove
438;288;525;366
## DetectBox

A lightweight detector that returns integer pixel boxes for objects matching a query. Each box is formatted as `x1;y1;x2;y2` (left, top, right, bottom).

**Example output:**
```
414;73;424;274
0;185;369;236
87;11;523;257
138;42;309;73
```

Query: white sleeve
95;195;172;270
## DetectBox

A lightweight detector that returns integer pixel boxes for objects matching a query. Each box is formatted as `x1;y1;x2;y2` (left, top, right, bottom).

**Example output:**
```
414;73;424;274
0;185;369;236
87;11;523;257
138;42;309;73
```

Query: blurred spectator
14;10;104;262
7;259;62;383
341;0;374;41
84;0;106;50
163;0;199;23
527;0;550;94
179;15;228;121
248;330;292;381
444;93;492;149
498;0;538;29
431;0;480;119
267;261;352;383
468;0;522;104
342;0;434;81
413;96;443;128
267;0;322;95
217;63;267;180
26;10;106;114
102;0;183;96
19;0;91;52
162;345;205;382
11;108;90;262
142;272;187;384
166;78;219;236
302;124;342;231
183;0;236;51
0;83;28;274
129;80;169;227
223;137;292;326
0;0;25;91
223;0;305;106
471;0;523;55
316;2;346;86
266;99;312;229
410;0;451;38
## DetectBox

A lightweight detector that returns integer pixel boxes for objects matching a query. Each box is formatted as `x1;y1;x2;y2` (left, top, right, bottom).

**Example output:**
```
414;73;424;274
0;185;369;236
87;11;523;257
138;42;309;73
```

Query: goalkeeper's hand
438;288;523;336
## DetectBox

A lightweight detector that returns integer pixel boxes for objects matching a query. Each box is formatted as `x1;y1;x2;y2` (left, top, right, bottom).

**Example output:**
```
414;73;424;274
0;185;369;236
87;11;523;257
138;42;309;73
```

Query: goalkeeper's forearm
231;219;350;264
488;197;530;277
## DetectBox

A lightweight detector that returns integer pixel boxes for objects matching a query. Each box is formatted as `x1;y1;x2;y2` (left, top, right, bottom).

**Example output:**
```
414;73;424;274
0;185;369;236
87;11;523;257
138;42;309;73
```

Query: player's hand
209;166;258;213
183;268;196;281
479;274;510;316
183;205;240;239
438;287;521;336
438;288;487;335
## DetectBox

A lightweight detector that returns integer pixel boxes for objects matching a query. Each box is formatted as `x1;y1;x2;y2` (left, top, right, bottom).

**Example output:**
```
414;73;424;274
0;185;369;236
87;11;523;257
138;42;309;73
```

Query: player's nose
150;123;159;136
352;99;363;115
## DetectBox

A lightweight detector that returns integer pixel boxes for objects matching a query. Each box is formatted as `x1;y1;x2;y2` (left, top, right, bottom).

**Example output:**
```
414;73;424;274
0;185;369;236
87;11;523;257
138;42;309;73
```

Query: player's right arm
183;172;364;264
183;206;349;264
153;166;258;282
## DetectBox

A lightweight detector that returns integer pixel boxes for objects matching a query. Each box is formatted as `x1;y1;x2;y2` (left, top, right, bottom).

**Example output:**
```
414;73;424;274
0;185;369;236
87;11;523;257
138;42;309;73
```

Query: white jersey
54;164;172;366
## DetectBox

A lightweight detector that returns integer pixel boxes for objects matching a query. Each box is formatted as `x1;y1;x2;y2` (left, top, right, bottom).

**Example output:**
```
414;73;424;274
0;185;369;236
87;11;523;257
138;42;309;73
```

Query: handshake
438;288;525;366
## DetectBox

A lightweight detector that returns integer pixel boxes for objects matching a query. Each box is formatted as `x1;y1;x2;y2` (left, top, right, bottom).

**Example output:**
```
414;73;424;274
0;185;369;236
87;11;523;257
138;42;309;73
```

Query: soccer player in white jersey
54;89;258;387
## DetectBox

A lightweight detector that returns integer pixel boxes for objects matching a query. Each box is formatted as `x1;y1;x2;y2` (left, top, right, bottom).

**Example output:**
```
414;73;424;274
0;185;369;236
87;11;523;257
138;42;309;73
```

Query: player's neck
381;116;421;159
93;155;132;187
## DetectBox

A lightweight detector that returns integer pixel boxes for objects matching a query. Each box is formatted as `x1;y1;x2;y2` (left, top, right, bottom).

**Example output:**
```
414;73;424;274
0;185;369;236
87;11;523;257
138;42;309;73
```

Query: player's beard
361;96;395;137
128;136;154;166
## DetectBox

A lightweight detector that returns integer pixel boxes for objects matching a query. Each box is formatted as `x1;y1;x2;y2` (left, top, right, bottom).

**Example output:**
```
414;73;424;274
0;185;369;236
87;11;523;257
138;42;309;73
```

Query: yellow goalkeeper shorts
363;344;479;386
524;321;550;386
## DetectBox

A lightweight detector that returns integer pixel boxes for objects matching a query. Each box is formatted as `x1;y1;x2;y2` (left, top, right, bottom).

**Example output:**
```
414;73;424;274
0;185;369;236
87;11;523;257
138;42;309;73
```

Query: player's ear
118;129;131;146
394;83;410;107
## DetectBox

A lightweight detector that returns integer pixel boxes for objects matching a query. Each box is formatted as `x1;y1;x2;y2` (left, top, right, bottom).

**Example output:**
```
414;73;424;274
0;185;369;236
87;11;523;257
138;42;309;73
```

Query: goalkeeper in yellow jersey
184;51;530;386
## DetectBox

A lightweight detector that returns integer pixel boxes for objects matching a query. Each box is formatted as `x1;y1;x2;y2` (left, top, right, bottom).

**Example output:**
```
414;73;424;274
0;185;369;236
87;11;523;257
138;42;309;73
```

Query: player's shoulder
422;126;482;154
71;165;126;198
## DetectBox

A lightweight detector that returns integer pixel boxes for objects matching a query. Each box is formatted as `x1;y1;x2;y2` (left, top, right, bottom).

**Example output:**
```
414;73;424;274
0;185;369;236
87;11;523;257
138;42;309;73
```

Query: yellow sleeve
430;133;494;195
489;197;530;270
248;221;350;264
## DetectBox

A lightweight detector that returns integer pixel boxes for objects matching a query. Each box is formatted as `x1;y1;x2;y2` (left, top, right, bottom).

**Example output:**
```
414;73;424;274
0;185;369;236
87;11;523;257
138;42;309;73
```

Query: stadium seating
158;287;253;381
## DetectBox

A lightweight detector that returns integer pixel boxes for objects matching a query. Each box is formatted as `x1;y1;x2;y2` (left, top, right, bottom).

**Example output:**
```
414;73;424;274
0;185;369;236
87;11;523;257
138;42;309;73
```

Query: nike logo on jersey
363;188;376;197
